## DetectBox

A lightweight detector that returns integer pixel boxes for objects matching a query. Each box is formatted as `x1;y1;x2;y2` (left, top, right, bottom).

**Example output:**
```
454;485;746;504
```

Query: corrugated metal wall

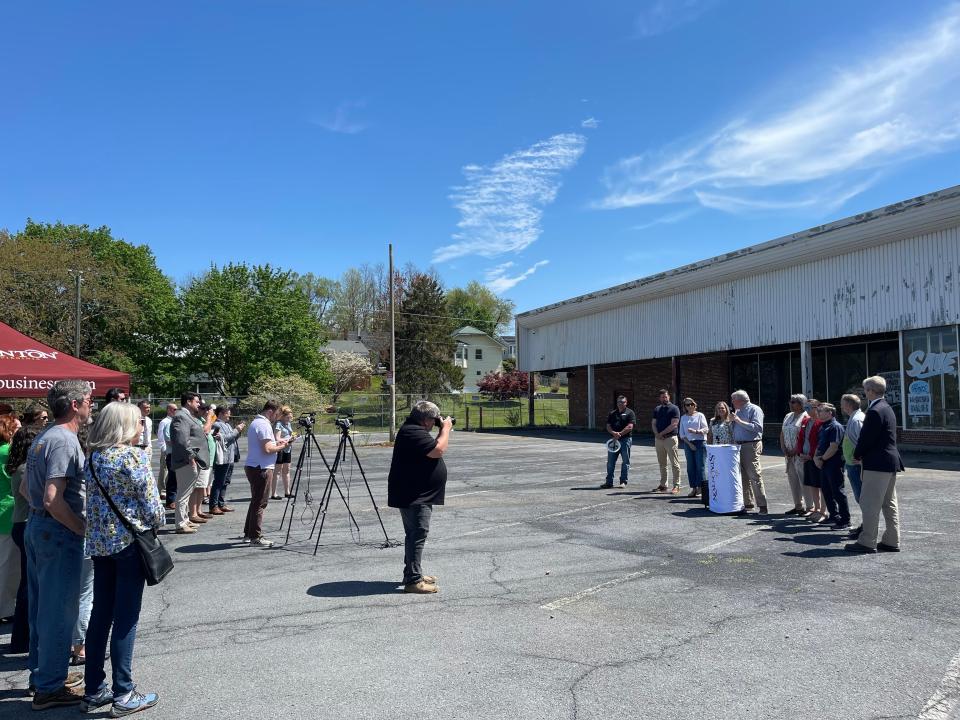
519;226;960;371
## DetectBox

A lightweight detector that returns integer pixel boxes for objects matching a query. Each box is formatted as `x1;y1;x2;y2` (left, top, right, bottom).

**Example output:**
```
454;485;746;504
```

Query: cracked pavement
2;431;959;719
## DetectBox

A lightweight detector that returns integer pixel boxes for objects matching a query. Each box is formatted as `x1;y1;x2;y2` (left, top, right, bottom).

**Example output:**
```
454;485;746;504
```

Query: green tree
0;220;180;394
395;273;462;398
292;272;339;330
445;281;514;337
178;263;331;395
240;373;326;415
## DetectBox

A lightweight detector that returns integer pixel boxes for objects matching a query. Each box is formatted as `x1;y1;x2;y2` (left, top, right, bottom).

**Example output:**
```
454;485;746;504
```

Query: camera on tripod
434;416;456;428
298;412;316;430
335;414;353;431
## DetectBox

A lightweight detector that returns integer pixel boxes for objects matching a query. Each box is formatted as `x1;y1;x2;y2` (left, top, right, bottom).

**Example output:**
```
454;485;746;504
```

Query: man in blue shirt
814;403;851;529
650;390;681;493
730;390;768;512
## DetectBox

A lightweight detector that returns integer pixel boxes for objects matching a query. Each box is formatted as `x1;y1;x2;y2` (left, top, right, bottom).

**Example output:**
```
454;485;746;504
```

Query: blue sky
2;1;959;315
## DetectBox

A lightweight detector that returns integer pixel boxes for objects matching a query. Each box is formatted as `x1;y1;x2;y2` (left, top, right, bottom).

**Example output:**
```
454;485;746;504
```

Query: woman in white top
271;406;295;500
679;398;708;498
780;394;811;516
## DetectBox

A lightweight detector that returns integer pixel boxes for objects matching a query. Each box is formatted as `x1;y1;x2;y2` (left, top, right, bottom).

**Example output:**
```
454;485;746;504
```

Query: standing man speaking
387;401;452;595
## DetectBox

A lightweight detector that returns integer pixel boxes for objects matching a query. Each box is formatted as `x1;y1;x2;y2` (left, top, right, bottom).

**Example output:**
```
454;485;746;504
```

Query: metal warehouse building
516;184;960;447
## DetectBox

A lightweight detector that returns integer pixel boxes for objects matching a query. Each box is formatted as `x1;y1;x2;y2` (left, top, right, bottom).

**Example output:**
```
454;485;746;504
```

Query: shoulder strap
88;454;137;534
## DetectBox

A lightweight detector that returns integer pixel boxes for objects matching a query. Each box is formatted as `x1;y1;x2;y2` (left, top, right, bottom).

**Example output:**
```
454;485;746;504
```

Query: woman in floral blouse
708;402;734;445
81;402;164;716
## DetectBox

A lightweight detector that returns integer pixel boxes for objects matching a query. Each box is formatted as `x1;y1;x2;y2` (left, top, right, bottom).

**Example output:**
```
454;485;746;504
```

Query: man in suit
847;375;904;554
169;392;213;534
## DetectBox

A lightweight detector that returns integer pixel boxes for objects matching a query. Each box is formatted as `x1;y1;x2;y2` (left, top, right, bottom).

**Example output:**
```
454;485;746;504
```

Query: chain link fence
143;392;570;434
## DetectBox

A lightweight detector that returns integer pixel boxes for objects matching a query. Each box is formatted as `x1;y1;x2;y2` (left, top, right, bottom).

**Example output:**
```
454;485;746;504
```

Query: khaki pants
174;463;200;529
858;470;900;549
655;436;681;488
158;450;169;492
739;441;767;508
785;455;813;509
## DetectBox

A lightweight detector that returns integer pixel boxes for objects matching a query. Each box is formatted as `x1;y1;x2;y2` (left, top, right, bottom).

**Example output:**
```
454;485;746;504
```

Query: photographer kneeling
387;401;452;594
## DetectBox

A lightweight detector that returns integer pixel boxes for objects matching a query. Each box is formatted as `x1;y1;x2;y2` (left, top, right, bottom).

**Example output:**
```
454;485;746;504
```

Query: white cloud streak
311;100;368;134
434;133;587;263
581;117;600;129
632;206;700;230
600;6;960;213
485;260;550;293
635;0;719;38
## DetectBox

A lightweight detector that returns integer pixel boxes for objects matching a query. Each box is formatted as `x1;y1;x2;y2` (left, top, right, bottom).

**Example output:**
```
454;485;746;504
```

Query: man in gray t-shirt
26;424;85;516
25;380;91;709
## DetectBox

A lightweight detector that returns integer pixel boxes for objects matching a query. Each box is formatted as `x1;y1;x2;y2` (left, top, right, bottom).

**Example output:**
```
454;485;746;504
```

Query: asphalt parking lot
3;430;960;720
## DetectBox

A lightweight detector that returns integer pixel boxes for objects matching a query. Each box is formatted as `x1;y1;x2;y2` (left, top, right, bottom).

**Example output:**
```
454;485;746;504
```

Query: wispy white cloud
635;0;720;38
434;133;586;263
310;100;368;134
582;117;600;129
485;260;550;293
632;206;700;230
600;6;960;214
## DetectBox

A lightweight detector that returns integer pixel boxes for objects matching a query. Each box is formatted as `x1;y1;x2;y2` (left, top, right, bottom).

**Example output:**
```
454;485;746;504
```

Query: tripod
308;422;393;555
280;425;335;545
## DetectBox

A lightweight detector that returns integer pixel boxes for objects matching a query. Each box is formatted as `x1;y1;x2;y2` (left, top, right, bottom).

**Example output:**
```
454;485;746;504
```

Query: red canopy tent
0;321;130;398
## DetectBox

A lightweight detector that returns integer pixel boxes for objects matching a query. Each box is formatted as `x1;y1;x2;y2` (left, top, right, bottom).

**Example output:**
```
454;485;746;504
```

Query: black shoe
784;507;802;516
599;483;613;489
877;542;901;552
844;542;876;554
833;521;851;530
848;524;863;539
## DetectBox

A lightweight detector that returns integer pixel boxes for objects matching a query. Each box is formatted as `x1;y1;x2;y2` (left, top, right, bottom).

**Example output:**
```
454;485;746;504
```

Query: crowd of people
603;376;903;553
0;383;297;712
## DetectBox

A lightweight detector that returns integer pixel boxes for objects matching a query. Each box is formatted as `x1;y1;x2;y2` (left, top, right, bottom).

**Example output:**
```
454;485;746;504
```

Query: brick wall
566;359;674;429
899;429;960;447
676;353;729;413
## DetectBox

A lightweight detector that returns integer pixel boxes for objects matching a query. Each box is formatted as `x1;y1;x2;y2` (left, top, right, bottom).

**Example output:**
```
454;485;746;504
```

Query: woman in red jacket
796;399;827;521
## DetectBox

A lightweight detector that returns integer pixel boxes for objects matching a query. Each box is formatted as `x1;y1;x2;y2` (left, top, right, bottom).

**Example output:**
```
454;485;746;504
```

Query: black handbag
89;457;174;586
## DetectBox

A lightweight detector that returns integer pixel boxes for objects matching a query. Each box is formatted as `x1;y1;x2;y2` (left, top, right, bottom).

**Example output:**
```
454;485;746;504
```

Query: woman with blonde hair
708;402;734;445
271;406;295;500
80;402;163;715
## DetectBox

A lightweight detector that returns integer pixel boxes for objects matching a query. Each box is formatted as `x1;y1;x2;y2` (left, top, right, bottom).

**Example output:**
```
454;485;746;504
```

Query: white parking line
694;529;763;554
917;649;960;720
541;570;650;611
436;495;641;542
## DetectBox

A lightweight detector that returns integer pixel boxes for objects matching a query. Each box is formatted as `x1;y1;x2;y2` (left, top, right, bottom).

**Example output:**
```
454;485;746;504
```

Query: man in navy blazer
847;375;904;554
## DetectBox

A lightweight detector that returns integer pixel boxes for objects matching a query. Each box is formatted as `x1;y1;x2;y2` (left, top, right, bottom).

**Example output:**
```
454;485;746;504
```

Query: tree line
0;220;515;400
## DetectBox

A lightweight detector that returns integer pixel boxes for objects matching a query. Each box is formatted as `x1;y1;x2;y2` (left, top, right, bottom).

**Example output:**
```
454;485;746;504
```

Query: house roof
321;339;372;355
453;326;507;346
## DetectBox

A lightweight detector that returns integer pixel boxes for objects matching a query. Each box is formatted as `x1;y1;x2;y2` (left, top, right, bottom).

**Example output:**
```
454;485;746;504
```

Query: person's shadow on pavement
307;580;400;597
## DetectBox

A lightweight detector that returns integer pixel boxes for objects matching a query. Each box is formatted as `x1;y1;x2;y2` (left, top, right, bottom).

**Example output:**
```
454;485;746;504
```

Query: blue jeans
605;437;632;484
682;439;706;489
26;514;84;693
210;463;235;508
84;544;147;697
74;557;94;646
846;463;862;504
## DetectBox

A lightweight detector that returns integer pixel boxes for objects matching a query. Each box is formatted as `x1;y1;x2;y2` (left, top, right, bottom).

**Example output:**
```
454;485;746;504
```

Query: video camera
298;412;316;430
335;414;353;431
434;416;456;429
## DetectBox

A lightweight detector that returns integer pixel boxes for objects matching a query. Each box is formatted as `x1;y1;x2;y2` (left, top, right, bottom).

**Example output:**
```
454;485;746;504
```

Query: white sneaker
251;536;274;547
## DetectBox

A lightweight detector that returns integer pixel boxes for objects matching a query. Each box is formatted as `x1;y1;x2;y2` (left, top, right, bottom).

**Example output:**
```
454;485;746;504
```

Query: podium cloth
706;444;744;513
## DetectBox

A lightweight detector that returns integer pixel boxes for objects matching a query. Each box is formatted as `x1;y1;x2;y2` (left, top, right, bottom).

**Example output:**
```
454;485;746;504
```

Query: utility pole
70;270;83;357
389;244;397;442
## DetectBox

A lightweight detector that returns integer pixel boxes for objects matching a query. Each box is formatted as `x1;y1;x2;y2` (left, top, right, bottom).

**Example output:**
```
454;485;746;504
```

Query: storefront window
730;355;758;406
827;345;867;407
902;325;960;430
759;352;791;419
867;340;902;424
812;348;826;401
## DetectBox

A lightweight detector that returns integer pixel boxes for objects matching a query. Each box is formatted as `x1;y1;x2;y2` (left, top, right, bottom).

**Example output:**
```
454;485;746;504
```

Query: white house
453;326;506;392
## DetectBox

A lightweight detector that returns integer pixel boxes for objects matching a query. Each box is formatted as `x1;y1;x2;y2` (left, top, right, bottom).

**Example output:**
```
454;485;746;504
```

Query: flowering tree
327;350;373;402
477;370;530;401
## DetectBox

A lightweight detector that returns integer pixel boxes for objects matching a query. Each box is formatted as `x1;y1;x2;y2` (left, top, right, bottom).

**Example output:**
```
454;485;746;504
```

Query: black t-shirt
387;420;448;508
607;408;637;437
653;403;680;435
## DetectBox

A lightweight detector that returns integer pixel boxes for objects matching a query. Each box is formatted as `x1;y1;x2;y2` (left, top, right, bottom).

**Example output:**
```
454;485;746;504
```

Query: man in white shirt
156;403;177;497
243;400;291;547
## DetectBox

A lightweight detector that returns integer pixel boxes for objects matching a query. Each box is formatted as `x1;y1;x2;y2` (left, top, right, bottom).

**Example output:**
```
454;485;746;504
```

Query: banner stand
706;444;744;514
